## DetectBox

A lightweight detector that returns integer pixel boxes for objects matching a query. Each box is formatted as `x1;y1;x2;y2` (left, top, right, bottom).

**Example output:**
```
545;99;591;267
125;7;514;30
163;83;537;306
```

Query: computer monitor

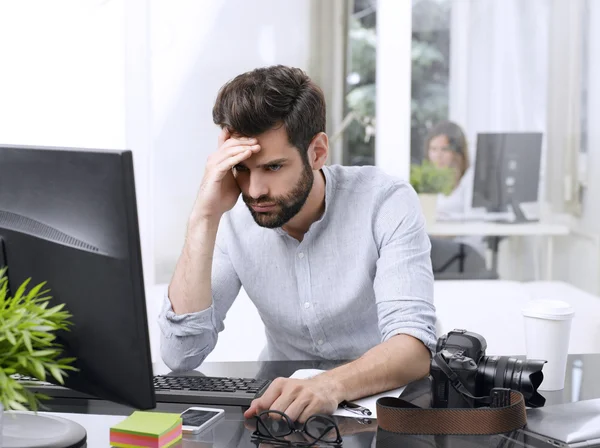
0;144;155;410
472;132;543;222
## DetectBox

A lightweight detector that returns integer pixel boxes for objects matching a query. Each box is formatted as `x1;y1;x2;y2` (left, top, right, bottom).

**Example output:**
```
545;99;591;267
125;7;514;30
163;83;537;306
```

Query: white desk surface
427;220;570;236
37;412;230;447
34;280;600;446
38;412;122;448
434;280;600;356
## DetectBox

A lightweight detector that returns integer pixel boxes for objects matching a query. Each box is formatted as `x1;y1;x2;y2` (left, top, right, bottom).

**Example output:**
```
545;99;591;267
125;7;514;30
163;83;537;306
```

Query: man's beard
243;163;314;229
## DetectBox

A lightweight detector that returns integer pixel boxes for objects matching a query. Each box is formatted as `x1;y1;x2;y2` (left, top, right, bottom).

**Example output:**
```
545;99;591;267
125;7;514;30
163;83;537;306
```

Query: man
159;65;437;423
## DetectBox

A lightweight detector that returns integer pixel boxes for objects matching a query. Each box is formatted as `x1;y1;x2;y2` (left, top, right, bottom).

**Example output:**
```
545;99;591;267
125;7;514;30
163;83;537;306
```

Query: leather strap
376;390;527;436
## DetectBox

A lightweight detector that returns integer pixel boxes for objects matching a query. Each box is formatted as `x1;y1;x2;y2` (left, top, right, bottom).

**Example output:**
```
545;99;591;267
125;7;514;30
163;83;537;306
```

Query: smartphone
180;406;225;434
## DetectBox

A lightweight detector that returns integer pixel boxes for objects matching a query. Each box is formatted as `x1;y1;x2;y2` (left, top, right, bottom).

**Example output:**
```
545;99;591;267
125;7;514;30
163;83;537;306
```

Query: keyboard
152;375;271;406
16;374;272;407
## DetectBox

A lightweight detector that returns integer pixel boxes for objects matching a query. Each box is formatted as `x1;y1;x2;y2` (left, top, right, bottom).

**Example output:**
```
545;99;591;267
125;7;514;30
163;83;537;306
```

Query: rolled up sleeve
158;293;217;371
158;228;242;371
373;183;437;354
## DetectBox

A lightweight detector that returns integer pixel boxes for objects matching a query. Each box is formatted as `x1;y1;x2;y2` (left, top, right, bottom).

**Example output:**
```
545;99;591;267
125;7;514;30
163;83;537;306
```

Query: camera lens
478;356;546;407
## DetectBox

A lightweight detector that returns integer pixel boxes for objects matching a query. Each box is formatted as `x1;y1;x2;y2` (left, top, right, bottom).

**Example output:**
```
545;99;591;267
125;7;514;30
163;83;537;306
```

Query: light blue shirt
159;165;437;371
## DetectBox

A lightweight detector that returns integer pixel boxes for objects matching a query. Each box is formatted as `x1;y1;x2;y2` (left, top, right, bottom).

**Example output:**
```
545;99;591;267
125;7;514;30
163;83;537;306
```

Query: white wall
0;0;125;148
151;0;314;283
0;0;319;363
551;0;600;294
0;0;162;355
124;0;155;295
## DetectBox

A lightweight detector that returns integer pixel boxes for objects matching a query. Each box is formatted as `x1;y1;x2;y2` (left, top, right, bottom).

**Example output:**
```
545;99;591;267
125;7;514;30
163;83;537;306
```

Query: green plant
410;160;455;195
0;268;77;411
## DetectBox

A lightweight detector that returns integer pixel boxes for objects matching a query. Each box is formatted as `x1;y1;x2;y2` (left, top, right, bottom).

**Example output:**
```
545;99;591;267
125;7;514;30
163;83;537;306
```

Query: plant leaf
5;330;16;346
0;272;77;411
31;359;46;381
29;326;55;332
8;400;28;411
25;282;46;302
30;349;59;358
22;332;33;354
48;366;65;384
12;278;31;303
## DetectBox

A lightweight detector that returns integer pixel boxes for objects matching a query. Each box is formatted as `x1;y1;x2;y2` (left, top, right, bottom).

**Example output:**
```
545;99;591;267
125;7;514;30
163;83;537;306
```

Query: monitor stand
509;199;541;223
510;199;529;223
2;411;87;448
489;199;538;224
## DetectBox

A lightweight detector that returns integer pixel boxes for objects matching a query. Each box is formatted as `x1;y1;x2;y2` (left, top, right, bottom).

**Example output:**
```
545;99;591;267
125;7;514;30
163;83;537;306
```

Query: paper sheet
289;368;405;419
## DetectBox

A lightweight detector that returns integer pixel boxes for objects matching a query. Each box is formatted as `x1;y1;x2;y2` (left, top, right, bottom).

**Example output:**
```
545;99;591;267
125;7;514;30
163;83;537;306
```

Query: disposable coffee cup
522;299;575;391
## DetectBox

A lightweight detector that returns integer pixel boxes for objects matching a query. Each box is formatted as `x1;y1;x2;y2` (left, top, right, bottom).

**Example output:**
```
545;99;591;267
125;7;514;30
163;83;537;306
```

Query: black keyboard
152;375;271;406
16;374;272;407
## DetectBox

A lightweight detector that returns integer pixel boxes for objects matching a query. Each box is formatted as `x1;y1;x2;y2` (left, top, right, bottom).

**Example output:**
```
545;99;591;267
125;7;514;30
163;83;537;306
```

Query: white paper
289;368;405;419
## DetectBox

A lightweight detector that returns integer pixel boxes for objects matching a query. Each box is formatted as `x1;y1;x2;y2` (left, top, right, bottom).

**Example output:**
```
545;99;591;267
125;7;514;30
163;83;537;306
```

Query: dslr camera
431;329;546;408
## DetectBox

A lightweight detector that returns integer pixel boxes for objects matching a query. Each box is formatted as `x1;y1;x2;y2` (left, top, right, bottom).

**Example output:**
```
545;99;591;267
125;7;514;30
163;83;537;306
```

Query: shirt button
304;302;311;309
318;339;324;345
298;252;305;259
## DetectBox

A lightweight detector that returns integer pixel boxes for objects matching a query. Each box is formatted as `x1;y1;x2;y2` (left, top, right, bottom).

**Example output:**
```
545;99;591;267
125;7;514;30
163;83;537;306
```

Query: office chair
429;237;499;280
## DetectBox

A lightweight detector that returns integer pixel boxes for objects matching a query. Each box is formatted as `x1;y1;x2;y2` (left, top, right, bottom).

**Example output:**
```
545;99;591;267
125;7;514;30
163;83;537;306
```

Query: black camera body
431;329;546;409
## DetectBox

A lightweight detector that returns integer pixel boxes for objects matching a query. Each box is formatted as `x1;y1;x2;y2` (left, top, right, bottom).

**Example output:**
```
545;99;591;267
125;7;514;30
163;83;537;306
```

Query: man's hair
212;65;326;158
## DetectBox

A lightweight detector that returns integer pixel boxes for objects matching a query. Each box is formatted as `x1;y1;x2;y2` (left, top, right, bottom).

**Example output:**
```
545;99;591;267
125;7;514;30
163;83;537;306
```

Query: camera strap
376;391;527;436
375;354;527;436
432;352;493;405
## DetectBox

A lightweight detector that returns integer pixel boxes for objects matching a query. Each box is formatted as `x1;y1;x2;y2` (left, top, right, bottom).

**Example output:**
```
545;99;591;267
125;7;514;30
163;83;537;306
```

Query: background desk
146;280;600;364
31;354;600;447
427;220;570;280
434;280;600;356
149;280;600;362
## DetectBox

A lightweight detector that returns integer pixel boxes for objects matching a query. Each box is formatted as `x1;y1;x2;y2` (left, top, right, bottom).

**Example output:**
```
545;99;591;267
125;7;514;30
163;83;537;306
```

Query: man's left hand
243;376;343;423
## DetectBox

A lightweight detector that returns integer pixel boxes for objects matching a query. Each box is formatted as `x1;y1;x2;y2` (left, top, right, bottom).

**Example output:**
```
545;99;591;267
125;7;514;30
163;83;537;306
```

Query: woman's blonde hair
424;120;470;181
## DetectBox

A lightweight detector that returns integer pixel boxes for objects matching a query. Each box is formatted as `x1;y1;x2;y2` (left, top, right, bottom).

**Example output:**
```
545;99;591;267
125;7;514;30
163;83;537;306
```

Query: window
410;0;451;163
342;0;451;166
343;0;376;166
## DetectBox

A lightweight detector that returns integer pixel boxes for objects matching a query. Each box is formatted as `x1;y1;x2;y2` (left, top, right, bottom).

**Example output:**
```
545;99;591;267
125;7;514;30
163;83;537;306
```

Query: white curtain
456;0;549;132
448;0;550;280
449;0;550;213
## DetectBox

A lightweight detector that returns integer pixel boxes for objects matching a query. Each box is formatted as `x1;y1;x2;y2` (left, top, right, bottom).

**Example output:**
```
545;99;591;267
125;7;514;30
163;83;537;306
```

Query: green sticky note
111;411;182;437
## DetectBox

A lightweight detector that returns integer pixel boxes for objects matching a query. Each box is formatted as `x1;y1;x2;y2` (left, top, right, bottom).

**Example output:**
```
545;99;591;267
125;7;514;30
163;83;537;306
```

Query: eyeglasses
252;410;343;447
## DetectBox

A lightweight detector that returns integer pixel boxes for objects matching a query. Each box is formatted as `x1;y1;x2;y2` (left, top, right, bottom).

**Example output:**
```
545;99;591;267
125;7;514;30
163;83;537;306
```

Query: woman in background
424;120;471;220
424;120;488;262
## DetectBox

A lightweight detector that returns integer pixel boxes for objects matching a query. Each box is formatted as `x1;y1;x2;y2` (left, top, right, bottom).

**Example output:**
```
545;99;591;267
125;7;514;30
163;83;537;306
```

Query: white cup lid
522;299;575;320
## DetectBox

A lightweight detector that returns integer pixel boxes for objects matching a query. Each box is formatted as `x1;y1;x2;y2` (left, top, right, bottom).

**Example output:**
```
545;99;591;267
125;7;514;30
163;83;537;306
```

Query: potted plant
410;160;455;224
0;267;76;424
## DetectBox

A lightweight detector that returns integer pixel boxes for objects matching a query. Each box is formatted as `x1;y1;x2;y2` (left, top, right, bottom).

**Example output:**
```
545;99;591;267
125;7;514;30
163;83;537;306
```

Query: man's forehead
230;127;290;143
231;129;297;154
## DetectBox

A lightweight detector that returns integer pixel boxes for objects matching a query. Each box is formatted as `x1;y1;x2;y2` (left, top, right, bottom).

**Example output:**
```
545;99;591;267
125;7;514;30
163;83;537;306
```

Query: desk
427;220;570;280
27;355;600;447
146;280;600;364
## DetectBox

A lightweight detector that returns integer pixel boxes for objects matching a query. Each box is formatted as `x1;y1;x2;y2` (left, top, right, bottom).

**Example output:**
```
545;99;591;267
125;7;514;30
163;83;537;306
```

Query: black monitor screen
472;132;543;213
0;144;155;410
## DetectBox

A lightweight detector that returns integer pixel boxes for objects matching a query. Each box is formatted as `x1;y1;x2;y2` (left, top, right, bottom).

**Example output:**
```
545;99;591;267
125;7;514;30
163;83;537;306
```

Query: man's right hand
191;127;260;223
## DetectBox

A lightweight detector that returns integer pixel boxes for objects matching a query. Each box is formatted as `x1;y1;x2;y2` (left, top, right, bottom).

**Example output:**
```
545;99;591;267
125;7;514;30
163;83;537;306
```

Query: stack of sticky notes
110;411;182;448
